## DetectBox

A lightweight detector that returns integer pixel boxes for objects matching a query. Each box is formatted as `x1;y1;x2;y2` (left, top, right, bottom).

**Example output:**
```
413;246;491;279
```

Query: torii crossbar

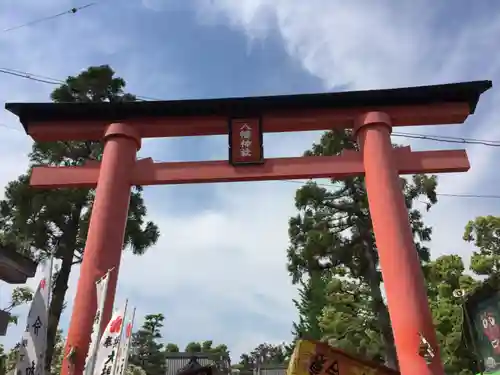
5;80;492;375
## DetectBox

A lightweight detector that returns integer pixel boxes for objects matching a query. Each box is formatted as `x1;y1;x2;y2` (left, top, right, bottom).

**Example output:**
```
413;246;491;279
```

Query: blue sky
0;0;499;360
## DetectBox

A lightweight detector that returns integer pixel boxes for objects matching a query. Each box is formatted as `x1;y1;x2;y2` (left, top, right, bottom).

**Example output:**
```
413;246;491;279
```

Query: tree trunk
45;202;85;373
372;287;399;370
45;247;73;373
363;240;399;370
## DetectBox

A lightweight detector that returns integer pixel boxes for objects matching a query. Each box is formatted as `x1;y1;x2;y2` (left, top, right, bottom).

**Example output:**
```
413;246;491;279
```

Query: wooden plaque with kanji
228;118;264;165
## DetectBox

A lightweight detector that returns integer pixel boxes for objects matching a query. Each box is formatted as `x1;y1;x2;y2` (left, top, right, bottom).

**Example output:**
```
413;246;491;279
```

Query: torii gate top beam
4;80;492;375
4;80;492;142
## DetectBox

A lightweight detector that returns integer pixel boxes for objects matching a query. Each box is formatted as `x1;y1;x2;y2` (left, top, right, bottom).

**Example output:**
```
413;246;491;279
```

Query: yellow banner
287;340;400;375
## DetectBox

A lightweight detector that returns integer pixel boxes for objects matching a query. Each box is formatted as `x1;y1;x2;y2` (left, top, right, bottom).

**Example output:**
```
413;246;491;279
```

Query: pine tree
319;276;384;362
0;65;160;370
129;314;166;375
291;271;328;341
287;129;438;369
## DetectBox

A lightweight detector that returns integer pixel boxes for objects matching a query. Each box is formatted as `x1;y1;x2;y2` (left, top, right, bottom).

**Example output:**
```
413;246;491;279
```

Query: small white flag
15;261;52;375
115;308;135;375
84;270;111;375
93;301;128;375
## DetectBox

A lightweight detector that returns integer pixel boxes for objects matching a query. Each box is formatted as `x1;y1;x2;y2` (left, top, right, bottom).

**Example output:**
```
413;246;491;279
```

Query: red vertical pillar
354;112;444;375
61;123;140;375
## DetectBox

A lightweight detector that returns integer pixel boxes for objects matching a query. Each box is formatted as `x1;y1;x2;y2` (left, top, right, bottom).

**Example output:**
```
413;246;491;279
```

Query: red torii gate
6;80;492;375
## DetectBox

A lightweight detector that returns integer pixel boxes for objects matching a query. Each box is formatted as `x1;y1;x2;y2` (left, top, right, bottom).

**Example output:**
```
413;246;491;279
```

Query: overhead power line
3;2;100;33
392;131;500;148
0;68;62;85
282;180;500;200
0;67;156;101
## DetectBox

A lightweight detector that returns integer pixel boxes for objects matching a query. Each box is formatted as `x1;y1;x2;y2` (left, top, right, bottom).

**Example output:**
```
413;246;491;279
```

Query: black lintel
5;80;493;133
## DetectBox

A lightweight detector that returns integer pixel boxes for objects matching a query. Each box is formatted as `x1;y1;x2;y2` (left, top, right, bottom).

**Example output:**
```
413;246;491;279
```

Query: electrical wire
0;68;61;85
0;67;499;201
3;3;100;33
392;131;500;148
0;67;155;101
280;180;500;200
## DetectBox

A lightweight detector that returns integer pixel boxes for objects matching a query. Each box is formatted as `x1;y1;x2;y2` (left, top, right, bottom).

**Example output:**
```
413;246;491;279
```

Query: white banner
84;270;111;375
115;308;135;375
15;260;52;375
93;301;128;375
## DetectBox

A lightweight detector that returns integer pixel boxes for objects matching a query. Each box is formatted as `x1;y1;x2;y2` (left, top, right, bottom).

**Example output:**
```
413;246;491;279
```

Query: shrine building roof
5;80;492;133
0;244;37;284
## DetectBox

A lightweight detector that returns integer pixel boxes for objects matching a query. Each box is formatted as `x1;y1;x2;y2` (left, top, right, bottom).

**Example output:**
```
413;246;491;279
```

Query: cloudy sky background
0;0;499;359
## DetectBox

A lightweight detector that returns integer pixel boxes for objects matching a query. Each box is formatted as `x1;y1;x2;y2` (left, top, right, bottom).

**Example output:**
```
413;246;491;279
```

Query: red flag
109;316;123;333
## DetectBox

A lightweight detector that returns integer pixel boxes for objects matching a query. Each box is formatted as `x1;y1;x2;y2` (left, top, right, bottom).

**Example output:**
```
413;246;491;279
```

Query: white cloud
198;0;499;88
144;0;500;355
195;0;500;254
1;0;500;363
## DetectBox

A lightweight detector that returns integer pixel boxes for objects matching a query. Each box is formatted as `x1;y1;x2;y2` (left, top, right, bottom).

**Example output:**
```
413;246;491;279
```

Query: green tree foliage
2;286;33;325
424;255;478;374
126;364;147;375
129;314;166;375
184;341;231;373
286;130;437;369
0;343;19;375
287;271;328;357
238;343;287;371
0;286;33;375
319;276;384;363
49;329;66;375
184;340;229;356
0;345;7;375
464;215;500;276
4;329;64;375
185;342;202;353
164;343;180;353
0;65;160;370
